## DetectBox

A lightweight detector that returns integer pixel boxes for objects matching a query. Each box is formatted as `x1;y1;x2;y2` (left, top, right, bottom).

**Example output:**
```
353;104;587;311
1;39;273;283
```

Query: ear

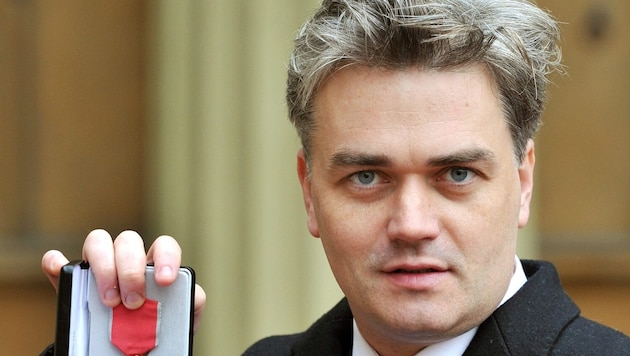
297;149;320;237
518;139;535;228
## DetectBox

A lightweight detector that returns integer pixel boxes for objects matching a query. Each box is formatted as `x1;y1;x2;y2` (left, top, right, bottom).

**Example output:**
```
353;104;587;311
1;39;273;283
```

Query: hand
42;229;206;332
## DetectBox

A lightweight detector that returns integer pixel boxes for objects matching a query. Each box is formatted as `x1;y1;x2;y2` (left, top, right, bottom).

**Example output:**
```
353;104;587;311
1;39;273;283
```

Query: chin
376;300;483;341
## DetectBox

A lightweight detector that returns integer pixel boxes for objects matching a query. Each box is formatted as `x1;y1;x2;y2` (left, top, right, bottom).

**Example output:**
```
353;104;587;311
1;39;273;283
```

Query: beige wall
1;1;146;353
0;282;57;354
537;0;630;335
146;1;343;354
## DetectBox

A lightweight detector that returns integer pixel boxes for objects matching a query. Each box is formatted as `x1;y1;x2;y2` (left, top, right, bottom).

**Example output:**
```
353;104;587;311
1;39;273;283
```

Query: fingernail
158;266;173;279
105;287;120;304
125;292;144;309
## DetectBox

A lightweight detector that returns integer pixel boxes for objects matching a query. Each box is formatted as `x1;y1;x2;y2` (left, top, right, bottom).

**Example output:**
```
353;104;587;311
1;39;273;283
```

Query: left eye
445;167;474;183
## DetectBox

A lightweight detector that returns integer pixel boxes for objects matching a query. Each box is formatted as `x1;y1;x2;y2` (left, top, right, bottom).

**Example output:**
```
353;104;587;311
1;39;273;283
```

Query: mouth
384;261;448;274
392;268;442;274
383;263;449;290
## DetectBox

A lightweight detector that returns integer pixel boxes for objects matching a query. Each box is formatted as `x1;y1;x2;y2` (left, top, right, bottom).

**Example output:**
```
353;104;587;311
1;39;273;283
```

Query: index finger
82;229;120;307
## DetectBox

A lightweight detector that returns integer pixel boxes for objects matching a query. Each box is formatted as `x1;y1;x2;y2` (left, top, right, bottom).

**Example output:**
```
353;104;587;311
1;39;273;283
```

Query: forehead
310;64;511;166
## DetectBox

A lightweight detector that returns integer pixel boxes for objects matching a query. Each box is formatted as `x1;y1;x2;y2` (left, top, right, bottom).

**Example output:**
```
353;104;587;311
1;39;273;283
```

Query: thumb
41;250;70;293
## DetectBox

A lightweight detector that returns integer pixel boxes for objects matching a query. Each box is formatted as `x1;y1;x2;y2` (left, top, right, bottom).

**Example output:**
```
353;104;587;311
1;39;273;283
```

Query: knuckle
117;267;146;283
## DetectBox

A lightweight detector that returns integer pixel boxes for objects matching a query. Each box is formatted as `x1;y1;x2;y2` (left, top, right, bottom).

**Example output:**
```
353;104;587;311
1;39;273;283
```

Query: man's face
297;64;535;353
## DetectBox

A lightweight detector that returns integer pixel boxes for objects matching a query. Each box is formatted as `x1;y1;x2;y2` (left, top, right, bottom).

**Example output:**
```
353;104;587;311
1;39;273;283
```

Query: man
42;0;630;355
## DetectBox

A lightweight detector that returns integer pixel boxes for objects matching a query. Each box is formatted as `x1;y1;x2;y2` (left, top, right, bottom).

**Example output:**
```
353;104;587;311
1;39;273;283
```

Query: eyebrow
427;148;497;167
329;151;391;169
328;148;497;170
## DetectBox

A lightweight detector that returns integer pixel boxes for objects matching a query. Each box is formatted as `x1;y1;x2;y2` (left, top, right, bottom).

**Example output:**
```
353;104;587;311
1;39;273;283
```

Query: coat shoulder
242;298;353;356
242;334;300;356
552;316;630;354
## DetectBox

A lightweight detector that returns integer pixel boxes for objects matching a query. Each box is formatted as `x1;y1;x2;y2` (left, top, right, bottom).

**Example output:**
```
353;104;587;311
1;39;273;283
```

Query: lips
382;262;449;290
383;261;448;274
393;268;441;273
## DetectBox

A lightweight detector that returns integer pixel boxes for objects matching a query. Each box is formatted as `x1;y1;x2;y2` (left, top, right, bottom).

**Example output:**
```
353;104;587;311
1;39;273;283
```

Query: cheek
316;202;371;251
449;191;519;303
313;196;385;270
315;207;369;295
450;182;521;258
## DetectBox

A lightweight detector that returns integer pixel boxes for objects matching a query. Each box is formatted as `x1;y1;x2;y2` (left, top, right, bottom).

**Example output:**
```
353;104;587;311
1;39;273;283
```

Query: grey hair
287;0;563;162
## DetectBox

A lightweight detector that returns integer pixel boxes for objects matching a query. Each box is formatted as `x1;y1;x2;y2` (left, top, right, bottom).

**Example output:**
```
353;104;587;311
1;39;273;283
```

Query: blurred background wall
0;0;628;354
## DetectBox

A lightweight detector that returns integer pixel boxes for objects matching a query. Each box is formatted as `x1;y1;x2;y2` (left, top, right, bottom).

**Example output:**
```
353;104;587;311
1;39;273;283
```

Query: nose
386;178;440;244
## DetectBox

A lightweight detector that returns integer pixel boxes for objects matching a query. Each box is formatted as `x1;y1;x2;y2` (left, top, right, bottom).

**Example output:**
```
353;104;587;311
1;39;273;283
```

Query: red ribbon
110;298;160;356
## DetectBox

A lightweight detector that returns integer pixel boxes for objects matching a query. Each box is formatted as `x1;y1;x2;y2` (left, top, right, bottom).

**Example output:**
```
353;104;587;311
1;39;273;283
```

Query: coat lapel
464;260;581;355
291;299;354;355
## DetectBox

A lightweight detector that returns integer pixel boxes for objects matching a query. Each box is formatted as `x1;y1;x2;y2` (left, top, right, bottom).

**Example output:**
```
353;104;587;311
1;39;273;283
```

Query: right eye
349;171;380;187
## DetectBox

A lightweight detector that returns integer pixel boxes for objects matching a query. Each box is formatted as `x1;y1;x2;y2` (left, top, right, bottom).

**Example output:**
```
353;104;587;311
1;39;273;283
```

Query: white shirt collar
352;256;527;356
